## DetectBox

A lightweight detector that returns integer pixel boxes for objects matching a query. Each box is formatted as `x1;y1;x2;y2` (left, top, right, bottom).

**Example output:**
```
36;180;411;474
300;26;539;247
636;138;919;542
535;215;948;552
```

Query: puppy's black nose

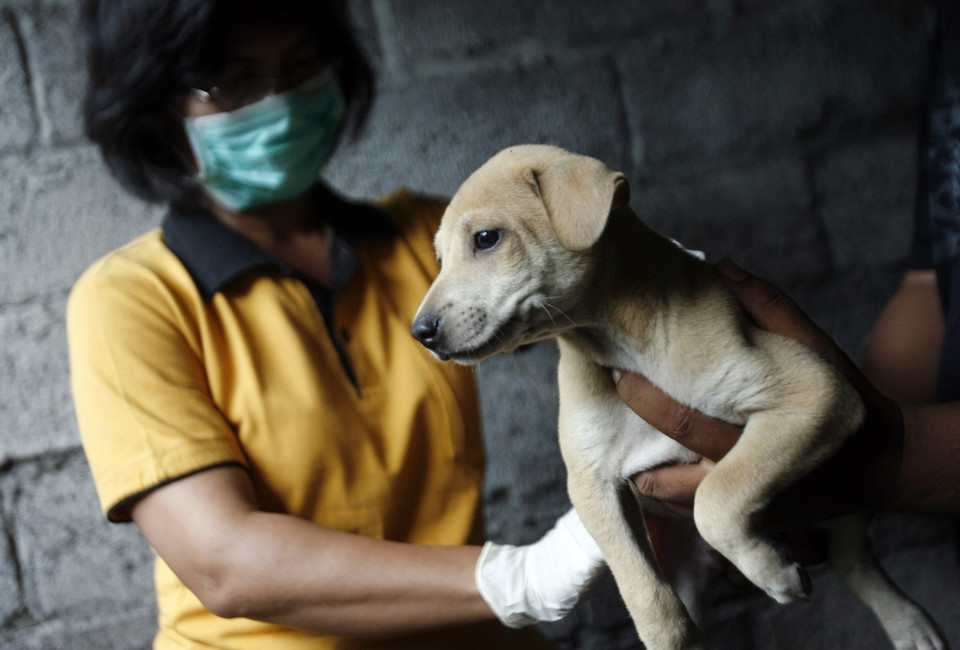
411;314;442;348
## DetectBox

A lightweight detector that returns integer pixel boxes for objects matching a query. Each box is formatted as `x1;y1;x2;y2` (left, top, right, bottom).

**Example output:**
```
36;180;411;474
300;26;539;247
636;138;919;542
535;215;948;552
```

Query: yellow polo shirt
68;189;549;649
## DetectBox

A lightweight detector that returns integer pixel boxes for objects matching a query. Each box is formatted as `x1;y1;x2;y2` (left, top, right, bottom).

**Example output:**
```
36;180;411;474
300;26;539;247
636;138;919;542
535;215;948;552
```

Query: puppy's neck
561;209;715;365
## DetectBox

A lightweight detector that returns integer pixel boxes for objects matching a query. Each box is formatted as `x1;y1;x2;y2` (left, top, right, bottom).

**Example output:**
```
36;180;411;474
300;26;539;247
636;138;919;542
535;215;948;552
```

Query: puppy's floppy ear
531;155;630;251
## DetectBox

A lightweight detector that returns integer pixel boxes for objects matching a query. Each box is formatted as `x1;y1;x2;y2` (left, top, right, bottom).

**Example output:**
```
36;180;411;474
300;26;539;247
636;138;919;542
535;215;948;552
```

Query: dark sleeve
912;0;960;270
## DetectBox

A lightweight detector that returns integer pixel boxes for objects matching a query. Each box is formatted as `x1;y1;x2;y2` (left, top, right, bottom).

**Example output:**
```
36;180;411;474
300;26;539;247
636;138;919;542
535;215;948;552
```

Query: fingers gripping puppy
412;145;946;650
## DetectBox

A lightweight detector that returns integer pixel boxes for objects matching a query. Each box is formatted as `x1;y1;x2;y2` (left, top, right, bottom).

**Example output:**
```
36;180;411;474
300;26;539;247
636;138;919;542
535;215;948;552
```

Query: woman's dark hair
80;0;375;209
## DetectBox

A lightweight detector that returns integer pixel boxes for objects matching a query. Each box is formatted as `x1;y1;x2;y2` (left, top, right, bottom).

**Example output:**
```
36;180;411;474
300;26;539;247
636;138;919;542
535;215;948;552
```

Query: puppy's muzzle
411;313;448;359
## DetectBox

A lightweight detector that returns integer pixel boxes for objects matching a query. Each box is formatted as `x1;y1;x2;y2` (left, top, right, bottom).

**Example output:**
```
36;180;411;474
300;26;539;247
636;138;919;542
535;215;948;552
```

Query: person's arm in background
619;259;960;528
861;269;944;404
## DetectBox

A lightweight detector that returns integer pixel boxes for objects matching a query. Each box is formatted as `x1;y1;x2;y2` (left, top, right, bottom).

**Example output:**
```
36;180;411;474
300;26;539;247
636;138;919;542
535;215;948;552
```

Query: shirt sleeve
912;0;960;269
67;253;246;522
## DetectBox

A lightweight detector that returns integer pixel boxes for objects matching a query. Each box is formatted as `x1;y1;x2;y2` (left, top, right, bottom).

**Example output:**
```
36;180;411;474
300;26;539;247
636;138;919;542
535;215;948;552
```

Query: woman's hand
617;259;906;531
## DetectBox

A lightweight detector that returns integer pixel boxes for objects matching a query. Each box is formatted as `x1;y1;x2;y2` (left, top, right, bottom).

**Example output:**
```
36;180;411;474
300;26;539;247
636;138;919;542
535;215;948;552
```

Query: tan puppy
412;145;946;650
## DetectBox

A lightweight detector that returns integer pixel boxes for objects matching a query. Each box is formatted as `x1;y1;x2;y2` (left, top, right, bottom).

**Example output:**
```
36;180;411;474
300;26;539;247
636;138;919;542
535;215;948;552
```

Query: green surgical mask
184;70;346;212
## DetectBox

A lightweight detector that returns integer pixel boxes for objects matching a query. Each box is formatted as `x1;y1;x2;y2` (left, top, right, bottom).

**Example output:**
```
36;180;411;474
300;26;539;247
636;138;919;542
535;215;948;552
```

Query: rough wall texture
2;0;958;648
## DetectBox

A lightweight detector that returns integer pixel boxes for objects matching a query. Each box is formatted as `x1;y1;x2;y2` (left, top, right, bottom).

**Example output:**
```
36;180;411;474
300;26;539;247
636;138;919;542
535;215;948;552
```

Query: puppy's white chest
558;375;700;480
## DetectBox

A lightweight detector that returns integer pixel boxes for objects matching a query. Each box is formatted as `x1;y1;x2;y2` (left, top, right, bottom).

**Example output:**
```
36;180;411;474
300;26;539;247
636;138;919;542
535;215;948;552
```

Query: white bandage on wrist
475;508;606;628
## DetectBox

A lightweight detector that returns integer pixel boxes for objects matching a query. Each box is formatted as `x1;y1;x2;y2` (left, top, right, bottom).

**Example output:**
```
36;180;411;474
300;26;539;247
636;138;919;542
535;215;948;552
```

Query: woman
68;2;603;648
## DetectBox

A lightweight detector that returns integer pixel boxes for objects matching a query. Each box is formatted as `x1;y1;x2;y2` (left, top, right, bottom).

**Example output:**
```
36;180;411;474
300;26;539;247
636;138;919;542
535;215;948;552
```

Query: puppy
412;145;946;650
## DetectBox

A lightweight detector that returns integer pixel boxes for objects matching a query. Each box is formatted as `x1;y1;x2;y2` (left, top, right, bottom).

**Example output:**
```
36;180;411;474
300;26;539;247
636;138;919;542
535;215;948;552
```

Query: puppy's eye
474;230;502;251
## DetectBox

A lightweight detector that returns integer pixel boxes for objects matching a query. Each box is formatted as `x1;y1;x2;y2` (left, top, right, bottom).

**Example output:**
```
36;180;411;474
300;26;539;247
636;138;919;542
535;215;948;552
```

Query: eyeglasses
191;58;338;112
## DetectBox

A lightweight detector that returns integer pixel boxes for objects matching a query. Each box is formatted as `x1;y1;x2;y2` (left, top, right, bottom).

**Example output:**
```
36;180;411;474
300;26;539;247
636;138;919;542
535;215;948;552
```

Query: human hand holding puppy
620;258;960;525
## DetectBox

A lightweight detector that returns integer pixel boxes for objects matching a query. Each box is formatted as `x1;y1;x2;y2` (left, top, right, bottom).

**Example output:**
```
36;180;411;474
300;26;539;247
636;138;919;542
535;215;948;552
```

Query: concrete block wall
2;0;958;648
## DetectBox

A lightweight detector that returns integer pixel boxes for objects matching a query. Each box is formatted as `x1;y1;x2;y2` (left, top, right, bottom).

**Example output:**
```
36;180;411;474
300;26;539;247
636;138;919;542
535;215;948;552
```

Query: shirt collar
162;186;396;299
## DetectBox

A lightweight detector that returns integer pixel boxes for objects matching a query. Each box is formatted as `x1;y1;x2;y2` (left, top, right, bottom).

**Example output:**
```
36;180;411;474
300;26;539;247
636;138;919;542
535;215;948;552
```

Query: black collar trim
161;187;396;300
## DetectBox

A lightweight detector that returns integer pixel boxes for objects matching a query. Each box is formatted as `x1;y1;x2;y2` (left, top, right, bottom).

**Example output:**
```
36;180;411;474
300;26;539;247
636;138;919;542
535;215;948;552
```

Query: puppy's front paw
733;548;811;604
760;563;811;604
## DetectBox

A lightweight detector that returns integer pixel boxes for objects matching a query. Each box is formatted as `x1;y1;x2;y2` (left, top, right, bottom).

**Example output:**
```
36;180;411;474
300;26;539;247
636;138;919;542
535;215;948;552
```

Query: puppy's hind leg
827;514;946;650
567;470;704;650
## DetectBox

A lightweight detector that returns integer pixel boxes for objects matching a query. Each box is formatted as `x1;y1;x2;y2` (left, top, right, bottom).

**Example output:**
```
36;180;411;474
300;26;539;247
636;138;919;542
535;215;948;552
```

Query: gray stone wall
2;0;958;648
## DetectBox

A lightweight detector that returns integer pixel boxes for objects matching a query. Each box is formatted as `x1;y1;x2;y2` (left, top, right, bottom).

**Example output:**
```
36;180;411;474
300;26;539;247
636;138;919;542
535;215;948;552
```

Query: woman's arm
131;465;492;638
131;464;606;637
